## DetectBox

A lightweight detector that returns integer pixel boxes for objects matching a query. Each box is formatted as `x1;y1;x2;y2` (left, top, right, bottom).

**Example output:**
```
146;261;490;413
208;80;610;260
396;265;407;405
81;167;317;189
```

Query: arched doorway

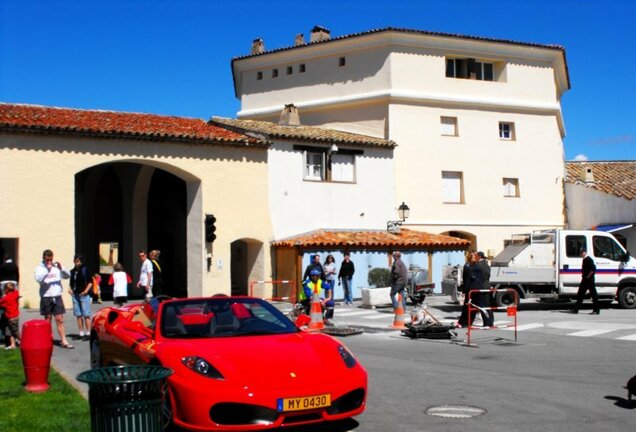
230;238;265;296
441;231;477;252
75;162;198;299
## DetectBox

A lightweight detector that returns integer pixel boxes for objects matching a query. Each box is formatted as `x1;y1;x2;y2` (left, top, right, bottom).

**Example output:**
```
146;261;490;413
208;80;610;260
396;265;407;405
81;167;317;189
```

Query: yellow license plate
277;394;331;412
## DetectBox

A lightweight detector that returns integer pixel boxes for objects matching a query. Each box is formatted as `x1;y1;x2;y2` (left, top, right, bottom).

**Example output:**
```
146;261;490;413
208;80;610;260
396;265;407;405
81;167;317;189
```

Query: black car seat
163;306;187;336
210;308;239;335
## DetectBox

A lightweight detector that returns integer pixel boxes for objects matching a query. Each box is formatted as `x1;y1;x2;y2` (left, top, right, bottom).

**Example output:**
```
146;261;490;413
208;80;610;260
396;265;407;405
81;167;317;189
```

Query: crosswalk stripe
615;333;636;341
337;310;378;317
366;314;396;320
567;329;615;337
501;323;544;331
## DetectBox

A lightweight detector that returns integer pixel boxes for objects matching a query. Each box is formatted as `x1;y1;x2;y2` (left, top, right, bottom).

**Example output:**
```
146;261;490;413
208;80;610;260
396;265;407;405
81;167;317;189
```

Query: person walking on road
69;254;92;339
390;251;408;311
573;248;600;314
338;252;355;305
35;249;73;349
471;251;493;327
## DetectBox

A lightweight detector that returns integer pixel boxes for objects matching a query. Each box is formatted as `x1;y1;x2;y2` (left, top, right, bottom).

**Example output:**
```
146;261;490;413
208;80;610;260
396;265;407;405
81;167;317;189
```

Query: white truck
486;229;636;309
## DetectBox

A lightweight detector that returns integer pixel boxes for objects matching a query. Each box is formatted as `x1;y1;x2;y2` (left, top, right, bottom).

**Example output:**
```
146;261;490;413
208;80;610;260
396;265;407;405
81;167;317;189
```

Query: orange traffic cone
391;293;406;329
308;295;325;331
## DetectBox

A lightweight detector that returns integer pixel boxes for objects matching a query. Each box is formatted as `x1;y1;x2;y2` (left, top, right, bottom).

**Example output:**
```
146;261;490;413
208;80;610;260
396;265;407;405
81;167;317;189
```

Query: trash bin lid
77;365;173;385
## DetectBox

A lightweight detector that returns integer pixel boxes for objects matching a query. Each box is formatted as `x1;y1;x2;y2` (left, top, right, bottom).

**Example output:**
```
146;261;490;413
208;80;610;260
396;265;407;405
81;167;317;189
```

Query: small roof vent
251;38;265;55
584;167;595;184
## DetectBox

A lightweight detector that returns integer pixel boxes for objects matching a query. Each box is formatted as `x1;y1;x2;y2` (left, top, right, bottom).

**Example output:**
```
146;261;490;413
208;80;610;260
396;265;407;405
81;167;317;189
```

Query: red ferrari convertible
89;296;367;431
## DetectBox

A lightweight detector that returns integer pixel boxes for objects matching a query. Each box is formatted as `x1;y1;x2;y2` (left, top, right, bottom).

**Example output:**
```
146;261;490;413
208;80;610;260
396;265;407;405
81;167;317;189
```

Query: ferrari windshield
160;297;298;338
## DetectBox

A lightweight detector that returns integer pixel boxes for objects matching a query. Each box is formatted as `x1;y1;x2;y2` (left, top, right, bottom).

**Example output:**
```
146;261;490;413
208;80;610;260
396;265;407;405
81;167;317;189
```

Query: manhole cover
425;405;487;418
321;326;364;336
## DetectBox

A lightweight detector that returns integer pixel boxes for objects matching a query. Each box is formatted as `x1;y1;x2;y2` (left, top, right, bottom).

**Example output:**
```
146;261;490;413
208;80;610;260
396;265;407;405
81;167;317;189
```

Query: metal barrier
249;280;296;304
466;288;518;347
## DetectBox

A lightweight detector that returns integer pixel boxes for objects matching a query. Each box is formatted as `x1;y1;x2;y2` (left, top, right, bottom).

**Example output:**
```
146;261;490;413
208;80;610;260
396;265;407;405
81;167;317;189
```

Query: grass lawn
0;348;90;431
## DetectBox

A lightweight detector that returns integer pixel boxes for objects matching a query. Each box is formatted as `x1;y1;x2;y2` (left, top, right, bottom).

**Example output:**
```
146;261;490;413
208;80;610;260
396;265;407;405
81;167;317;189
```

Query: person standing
389;251;408;311
322;278;335;326
137;250;153;299
148;250;164;297
323;254;337;299
471;251;493;327
35;249;73;349
303;254;325;281
300;269;325;315
573;248;600;314
0;282;20;349
338;252;355;305
454;251;477;328
109;263;132;307
69;255;92;339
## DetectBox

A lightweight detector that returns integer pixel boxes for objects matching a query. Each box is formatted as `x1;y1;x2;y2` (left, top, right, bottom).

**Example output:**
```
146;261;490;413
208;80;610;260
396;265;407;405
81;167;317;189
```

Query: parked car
89;295;367;431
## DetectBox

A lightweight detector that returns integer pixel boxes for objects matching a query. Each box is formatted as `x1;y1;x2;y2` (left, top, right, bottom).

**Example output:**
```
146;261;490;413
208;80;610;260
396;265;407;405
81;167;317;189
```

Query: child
108;263;132;307
92;273;102;304
0;282;20;349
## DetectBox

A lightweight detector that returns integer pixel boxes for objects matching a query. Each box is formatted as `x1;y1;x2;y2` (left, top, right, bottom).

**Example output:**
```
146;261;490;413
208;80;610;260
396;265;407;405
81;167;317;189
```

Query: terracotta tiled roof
210;117;394;148
232;27;570;90
271;228;470;250
0;103;266;147
565;161;636;201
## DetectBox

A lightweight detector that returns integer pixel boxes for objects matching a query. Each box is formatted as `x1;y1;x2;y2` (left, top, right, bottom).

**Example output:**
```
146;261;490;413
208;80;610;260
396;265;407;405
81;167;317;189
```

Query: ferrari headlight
338;345;357;368
182;356;224;380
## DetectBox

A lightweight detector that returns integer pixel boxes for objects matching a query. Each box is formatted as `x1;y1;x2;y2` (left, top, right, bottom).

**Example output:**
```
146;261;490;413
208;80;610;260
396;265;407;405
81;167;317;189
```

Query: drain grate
425;405;487;418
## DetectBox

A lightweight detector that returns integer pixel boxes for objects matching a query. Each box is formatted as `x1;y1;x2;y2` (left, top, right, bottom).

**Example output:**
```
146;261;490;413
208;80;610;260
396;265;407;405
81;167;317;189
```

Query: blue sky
1;0;634;161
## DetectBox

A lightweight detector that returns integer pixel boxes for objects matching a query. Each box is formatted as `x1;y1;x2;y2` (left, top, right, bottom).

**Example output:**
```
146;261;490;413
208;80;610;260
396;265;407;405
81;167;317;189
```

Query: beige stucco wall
0;133;273;307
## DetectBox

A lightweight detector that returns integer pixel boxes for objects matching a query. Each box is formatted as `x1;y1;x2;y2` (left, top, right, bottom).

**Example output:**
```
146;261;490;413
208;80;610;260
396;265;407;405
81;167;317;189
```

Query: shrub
367;267;391;287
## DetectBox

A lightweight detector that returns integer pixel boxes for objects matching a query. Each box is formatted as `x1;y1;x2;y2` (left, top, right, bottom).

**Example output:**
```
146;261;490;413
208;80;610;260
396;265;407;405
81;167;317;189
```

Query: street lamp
387;202;410;233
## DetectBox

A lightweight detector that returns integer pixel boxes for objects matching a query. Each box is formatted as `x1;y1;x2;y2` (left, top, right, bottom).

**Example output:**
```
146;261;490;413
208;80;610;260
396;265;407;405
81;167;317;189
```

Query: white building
231;26;571;255
565;161;636;253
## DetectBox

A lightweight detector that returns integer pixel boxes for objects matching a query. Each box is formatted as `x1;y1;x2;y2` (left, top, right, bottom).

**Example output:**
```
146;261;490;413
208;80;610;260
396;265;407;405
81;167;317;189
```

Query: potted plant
361;267;392;308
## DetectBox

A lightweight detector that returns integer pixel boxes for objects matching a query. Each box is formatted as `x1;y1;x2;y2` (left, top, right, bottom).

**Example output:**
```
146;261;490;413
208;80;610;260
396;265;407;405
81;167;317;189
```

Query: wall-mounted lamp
329;143;339;153
387;201;410;233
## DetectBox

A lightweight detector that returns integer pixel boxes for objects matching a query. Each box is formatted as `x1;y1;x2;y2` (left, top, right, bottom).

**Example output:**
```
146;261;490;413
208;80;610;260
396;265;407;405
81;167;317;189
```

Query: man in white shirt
34;249;73;349
136;250;153;299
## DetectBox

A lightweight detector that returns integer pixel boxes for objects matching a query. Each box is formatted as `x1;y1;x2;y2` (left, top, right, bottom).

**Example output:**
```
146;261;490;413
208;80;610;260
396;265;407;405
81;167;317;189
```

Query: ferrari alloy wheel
90;338;102;369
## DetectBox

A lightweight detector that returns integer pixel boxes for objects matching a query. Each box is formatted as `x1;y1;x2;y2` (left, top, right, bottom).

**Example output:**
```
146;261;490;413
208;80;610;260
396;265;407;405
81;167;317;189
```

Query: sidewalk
15;295;463;399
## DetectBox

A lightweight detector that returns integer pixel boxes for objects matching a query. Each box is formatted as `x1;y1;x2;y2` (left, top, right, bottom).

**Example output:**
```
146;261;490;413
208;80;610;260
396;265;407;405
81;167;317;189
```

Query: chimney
310;26;331;43
279;104;300;126
295;33;305;46
251;38;265;55
584;167;595;184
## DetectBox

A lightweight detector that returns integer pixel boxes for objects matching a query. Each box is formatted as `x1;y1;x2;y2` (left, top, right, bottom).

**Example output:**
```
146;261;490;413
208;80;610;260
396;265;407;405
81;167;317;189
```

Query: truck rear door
558;232;587;296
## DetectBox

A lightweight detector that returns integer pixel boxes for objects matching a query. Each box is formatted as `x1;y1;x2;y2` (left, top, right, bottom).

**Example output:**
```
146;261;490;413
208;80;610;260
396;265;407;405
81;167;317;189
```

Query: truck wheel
495;290;519;308
617;286;636;309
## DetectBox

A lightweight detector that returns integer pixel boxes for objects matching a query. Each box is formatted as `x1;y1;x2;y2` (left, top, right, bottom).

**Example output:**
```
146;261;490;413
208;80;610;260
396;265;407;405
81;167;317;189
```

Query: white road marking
615;333;636;341
567;329;616;337
501;323;544;331
337;310;379;317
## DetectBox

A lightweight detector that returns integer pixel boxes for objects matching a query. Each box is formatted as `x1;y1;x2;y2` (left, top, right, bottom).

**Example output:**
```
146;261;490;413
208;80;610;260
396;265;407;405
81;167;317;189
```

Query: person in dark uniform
573;248;600;314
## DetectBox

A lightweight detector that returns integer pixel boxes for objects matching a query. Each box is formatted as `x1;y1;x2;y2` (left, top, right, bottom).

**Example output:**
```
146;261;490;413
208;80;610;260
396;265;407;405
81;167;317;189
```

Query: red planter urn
20;319;53;393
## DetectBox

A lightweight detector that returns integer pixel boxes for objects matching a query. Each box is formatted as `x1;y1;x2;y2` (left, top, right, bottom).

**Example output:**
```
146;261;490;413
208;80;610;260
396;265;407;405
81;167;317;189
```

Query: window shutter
442;172;462;203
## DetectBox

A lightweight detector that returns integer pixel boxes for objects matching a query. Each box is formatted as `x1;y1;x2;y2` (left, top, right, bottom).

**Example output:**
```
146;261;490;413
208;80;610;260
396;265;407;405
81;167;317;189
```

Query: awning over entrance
590;223;634;233
271;228;470;250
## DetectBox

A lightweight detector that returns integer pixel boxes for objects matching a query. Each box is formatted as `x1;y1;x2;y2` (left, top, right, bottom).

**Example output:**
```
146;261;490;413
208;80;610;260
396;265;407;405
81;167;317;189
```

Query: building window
303;148;357;182
442;171;464;204
330;153;355;182
503;178;520;197
286;66;293;75
339;57;346;67
441;116;458;136
499;122;515;140
304;151;324;180
256;71;263;80
446;58;494;81
272;69;279;78
299;64;306;73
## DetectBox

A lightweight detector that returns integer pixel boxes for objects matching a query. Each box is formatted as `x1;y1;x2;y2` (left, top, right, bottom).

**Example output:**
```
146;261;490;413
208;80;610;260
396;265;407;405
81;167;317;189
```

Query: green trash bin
77;365;173;432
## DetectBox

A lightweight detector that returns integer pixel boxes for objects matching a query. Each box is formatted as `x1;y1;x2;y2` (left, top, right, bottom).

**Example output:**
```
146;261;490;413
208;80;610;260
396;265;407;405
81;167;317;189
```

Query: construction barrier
249;280;296;304
390;292;407;329
466;288;518;347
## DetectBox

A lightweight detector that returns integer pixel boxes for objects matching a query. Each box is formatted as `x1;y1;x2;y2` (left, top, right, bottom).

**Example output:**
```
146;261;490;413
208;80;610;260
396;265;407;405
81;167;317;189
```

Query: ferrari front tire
90;338;102;369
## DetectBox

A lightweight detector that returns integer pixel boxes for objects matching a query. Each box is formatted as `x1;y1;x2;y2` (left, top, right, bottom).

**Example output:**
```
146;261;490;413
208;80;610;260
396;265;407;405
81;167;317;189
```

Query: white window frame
304;151;325;181
440;116;458;136
499;122;515;140
330;153;355;183
442;171;464;204
503;178;520;197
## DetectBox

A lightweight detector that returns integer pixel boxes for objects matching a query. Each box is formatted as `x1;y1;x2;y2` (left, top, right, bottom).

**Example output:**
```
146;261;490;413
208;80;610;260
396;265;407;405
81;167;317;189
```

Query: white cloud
573;154;588;161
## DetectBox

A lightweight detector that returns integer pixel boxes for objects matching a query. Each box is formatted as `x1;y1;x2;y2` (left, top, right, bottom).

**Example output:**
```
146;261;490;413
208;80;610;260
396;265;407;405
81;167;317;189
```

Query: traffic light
205;214;217;243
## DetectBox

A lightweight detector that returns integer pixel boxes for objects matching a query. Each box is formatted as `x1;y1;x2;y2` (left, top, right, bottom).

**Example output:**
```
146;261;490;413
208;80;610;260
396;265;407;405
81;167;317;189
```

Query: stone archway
75;162;202;299
441;230;477;252
230;238;265;296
